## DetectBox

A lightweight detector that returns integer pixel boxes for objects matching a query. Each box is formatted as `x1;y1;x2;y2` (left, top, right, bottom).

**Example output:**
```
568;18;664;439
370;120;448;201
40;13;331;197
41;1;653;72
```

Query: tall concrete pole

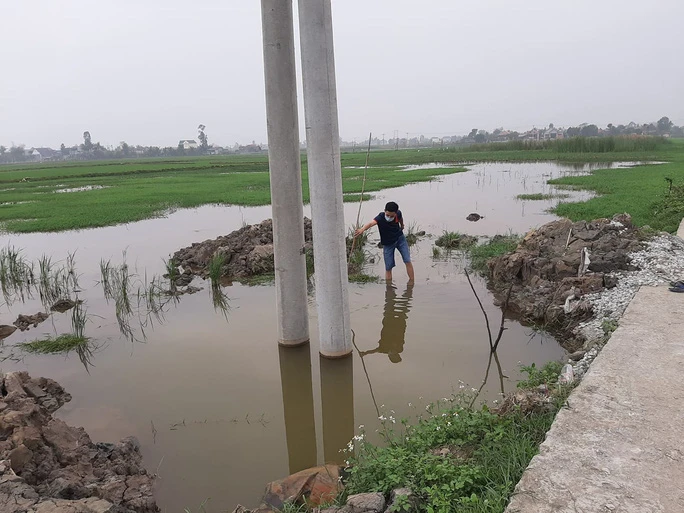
261;0;309;346
298;0;352;358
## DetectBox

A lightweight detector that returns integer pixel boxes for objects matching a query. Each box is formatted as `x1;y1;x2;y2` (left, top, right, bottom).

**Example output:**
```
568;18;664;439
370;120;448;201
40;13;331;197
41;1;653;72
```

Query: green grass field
1;137;683;233
550;139;684;232
0;154;466;233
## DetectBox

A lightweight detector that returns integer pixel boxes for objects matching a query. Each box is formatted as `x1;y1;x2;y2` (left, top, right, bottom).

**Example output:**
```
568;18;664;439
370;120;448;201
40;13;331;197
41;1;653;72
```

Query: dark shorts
383;235;411;271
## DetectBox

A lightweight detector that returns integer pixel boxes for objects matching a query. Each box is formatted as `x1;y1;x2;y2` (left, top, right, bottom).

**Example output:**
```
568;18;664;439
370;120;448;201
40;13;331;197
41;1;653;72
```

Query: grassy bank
0;155;466;233
336;361;570;513
548;139;684;232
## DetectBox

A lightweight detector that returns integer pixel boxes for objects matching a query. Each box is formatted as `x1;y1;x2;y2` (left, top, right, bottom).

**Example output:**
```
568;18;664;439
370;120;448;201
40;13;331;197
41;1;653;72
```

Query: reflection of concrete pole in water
298;0;352;358
320;355;354;464
278;345;317;473
260;0;309;345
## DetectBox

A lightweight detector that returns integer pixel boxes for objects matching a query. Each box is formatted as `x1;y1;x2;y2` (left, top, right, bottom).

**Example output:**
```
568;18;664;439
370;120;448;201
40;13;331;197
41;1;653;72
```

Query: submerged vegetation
19;302;92;370
20;334;89;354
516;192;570;201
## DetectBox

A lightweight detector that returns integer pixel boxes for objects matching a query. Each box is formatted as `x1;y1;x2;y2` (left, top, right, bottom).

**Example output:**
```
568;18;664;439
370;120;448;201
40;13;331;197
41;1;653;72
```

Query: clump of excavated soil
0;372;158;513
173;218;313;281
487;213;645;351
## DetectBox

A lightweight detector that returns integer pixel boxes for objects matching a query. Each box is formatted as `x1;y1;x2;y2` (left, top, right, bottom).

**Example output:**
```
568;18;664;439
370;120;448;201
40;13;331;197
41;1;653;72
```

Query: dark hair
385;201;399;213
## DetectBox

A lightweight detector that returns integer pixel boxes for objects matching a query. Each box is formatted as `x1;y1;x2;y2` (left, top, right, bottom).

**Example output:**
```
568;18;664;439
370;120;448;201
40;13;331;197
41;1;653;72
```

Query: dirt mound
0;372;158;513
487;214;644;350
173;218;313;281
13;312;49;331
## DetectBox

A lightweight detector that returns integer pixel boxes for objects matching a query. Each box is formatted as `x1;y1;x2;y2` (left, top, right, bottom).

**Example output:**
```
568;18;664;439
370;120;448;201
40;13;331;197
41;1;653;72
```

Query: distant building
544;128;563;140
178;140;198;150
33;147;59;161
238;143;263;154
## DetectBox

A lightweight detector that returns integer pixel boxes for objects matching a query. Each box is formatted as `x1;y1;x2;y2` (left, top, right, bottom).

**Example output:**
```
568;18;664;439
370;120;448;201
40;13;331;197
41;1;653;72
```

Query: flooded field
0;162;629;510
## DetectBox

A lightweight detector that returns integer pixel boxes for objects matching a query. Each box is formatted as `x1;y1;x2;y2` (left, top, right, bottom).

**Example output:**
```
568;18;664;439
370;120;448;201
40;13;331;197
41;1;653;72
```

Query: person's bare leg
405;262;415;282
385;270;393;281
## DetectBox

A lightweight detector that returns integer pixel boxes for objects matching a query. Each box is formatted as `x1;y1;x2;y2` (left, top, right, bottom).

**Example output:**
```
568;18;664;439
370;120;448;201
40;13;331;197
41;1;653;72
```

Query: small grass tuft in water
404;221;423;246
435;231;478;249
243;273;276;286
20;334;89;354
348;273;381;284
164;256;180;287
208;253;226;286
516;193;571;201
432;245;442;258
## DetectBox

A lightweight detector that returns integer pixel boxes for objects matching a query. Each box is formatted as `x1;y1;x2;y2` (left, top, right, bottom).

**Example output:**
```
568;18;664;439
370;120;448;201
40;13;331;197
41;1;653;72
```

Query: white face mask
385;215;394;222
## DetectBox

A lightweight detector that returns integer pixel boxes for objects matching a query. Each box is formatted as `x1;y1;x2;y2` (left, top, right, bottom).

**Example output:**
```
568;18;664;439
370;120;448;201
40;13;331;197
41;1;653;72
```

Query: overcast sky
2;0;683;149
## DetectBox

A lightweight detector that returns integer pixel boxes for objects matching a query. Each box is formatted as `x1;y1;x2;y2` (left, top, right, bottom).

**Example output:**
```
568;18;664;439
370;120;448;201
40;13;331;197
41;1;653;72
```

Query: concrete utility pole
261;0;309;346
298;0;352;358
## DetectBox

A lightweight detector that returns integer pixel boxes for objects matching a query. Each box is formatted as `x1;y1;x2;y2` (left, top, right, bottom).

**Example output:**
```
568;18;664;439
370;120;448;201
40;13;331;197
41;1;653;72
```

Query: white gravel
571;233;684;378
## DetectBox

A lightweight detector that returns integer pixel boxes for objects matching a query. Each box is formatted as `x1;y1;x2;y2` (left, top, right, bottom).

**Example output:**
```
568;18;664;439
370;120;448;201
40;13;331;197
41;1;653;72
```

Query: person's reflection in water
361;282;414;363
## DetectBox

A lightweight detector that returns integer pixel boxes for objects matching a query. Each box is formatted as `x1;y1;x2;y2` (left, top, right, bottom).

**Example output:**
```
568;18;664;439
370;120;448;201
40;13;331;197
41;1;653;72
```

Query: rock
174;274;193;287
173;218;313;281
261;464;342;510
466;213;483;222
9;444;33;471
345;492;386;513
13;312;50;331
49;299;79;313
0;371;159;512
387;488;417;512
247;244;275;274
0;325;17;339
568;350;586;361
416;231;426;236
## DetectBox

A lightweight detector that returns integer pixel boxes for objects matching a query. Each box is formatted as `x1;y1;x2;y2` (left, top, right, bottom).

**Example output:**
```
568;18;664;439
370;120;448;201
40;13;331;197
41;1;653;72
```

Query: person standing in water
355;201;415;282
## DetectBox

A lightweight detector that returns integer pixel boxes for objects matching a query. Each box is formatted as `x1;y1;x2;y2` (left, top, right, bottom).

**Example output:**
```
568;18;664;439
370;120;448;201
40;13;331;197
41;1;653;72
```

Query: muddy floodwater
0;162;634;511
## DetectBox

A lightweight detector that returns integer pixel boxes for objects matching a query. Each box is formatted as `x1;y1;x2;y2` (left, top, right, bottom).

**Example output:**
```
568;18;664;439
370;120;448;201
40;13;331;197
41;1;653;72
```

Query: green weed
468;235;521;275
516;361;563;389
20;334;90;354
404;221;422;246
342;362;572;513
208;253;226;287
435;231;477;250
